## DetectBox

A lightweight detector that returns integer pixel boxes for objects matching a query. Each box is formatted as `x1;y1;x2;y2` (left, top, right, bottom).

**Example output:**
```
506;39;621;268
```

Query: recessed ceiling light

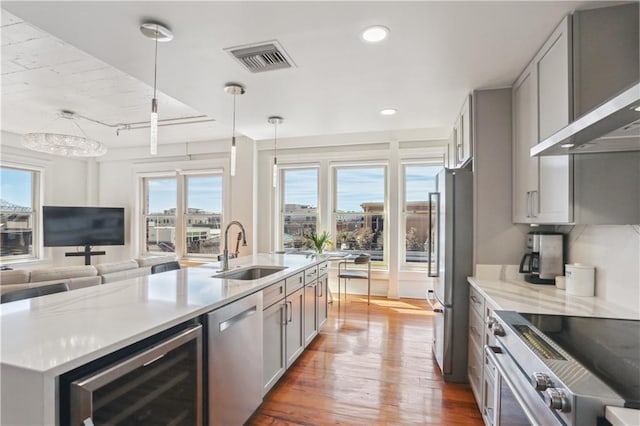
560;143;575;148
633;105;640;112
362;25;390;43
380;108;397;116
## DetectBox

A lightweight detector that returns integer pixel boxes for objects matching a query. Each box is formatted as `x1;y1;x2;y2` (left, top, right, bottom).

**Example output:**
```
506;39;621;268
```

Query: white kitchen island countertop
0;253;323;425
467;276;640;320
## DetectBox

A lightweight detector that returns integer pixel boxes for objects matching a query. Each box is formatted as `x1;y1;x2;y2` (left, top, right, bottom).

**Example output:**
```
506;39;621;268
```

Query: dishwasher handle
219;305;257;333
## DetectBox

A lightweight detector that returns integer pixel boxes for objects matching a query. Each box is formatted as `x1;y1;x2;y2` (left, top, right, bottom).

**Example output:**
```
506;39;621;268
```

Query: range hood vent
226;41;295;73
531;82;640;156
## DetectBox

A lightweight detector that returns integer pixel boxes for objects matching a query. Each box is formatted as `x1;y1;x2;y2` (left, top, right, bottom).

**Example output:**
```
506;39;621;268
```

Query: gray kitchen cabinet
262;274;304;395
512;64;539;223
467;285;484;406
285;287;304;367
512;16;572;224
317;274;329;329
468;283;500;424
304;264;322;346
304;279;318;346
513;3;639;226
452;94;473;168
263;264;328;396
262;297;286;395
262;274;305;395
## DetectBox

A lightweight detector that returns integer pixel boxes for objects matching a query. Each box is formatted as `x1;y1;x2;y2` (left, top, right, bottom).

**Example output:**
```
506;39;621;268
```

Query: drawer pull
470;295;480;304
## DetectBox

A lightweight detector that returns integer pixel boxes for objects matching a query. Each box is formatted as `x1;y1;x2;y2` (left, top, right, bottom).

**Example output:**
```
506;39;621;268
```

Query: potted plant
304;230;333;254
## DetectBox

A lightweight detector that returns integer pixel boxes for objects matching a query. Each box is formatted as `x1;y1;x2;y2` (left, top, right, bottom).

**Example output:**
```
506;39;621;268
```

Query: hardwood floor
248;295;483;425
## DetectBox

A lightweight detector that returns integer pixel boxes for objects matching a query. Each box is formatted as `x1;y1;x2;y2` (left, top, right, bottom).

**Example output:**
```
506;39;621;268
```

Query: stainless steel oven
485;311;634;426
66;324;203;425
484;344;558;425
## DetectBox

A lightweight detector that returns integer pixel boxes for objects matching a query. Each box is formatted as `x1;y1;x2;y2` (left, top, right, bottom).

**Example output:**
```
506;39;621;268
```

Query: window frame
277;165;320;251
0;163;43;262
141;173;178;256
183;172;224;259
140;169;224;259
331;163;388;266
400;161;443;270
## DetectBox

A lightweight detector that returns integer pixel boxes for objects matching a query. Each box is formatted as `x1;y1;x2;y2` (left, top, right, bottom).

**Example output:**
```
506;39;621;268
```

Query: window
143;177;177;254
185;175;222;256
0;166;39;261
279;168;318;250
142;172;223;258
333;166;386;262
403;164;439;266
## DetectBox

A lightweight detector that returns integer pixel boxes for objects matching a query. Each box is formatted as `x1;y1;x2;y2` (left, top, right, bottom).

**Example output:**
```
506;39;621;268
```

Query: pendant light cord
274;119;278;161
232;93;236;138
153;26;159;98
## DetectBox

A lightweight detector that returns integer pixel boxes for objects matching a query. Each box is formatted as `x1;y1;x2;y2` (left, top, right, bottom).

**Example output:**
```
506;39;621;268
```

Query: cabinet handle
282;303;288;326
531;190;538;217
470;295;480;304
470;325;481;338
288;301;293;323
318;282;323;297
526;191;532;218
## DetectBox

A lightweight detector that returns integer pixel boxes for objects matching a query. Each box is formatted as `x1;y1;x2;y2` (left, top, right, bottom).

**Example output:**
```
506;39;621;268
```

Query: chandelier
21;110;107;157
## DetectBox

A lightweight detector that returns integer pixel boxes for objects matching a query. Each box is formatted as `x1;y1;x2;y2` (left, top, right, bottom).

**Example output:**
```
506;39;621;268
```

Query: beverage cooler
59;321;203;425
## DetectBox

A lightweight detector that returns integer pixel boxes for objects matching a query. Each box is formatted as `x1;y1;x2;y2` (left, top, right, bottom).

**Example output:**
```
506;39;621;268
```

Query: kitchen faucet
220;221;247;272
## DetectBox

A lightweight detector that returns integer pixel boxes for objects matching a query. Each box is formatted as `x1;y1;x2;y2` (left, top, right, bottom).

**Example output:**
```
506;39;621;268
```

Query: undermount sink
213;266;287;280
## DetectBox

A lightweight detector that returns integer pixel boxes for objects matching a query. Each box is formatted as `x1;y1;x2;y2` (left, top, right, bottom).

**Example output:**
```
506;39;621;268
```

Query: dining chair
337;254;372;305
151;261;182;274
1;282;69;304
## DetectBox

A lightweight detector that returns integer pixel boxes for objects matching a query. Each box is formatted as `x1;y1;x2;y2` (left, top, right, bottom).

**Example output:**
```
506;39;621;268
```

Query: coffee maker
519;231;565;284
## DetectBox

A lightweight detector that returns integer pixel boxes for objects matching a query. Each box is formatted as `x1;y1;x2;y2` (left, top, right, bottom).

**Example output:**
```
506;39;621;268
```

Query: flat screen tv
43;206;125;247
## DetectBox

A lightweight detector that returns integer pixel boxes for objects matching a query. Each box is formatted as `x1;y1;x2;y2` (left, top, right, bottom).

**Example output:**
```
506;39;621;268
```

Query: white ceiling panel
1;1;601;151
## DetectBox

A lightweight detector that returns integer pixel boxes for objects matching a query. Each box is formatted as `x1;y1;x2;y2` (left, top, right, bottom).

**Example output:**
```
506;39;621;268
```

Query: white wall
568;225;640;312
1;131;92;266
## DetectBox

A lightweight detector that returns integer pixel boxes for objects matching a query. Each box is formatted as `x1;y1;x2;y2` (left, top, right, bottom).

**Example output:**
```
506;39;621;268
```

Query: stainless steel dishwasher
207;292;263;425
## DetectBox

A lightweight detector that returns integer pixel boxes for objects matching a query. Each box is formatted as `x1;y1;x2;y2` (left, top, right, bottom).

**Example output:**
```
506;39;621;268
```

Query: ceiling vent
225;40;295;73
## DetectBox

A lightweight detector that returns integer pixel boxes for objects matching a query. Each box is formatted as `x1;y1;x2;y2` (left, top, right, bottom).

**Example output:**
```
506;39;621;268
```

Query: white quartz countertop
0;253;322;376
606;406;640;426
468;276;640;320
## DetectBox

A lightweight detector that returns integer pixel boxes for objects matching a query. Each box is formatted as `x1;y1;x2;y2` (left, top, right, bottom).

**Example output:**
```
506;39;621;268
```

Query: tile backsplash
568;225;640;312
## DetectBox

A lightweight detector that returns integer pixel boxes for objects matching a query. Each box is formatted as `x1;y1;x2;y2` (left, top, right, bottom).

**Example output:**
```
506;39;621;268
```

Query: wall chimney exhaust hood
531;82;640;156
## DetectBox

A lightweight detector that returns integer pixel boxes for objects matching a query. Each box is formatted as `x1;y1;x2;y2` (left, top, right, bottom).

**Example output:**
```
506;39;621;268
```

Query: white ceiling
1;1;595;150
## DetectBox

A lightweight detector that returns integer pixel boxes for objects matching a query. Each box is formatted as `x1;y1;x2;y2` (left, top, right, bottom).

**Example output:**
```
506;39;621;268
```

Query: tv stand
65;246;106;265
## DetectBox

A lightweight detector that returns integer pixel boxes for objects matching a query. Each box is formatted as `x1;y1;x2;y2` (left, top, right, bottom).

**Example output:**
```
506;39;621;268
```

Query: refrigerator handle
426;290;444;313
428;192;440;277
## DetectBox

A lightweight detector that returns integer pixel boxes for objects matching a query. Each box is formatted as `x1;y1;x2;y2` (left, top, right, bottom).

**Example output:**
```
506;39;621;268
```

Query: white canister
555;276;566;290
565;264;595;296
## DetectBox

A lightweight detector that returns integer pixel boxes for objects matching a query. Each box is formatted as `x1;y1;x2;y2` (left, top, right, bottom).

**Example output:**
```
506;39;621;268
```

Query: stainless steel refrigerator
426;168;473;383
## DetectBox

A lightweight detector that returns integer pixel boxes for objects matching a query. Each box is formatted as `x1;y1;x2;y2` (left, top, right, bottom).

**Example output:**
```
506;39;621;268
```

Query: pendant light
140;22;173;155
268;116;283;188
224;83;246;176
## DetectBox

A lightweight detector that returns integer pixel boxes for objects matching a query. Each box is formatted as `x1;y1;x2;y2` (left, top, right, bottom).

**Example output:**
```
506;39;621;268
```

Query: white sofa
96;255;178;284
0;255;179;295
0;265;101;295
